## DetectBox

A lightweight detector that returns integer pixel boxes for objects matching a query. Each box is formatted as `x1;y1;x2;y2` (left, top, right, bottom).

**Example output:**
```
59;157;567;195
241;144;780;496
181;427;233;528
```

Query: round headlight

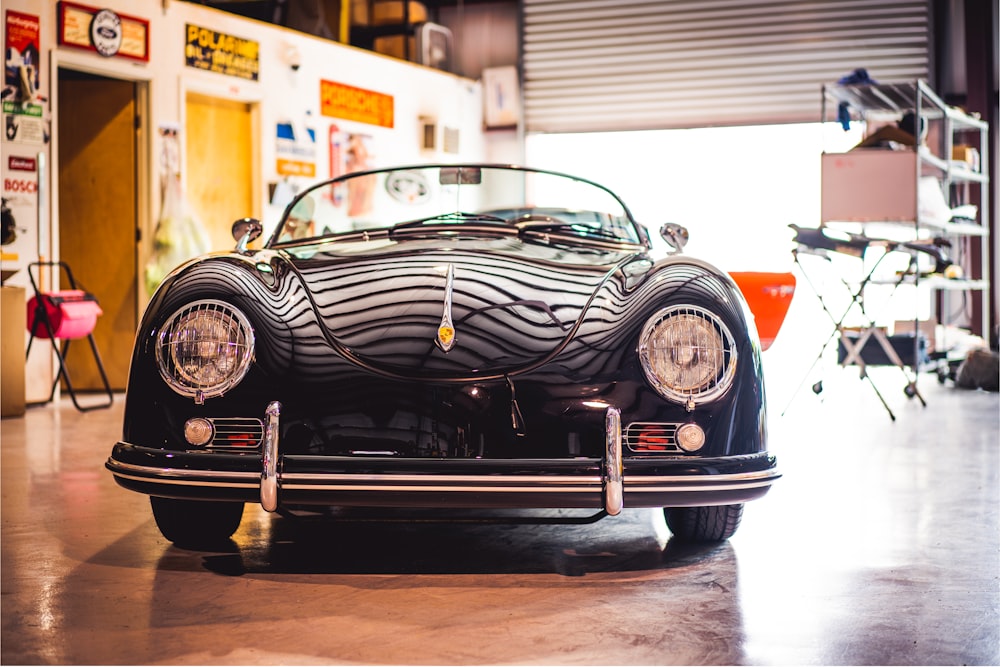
156;300;255;400
638;305;737;406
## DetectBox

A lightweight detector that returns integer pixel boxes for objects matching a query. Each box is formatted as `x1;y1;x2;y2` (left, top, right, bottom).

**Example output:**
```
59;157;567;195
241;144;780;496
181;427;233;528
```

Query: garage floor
2;367;998;665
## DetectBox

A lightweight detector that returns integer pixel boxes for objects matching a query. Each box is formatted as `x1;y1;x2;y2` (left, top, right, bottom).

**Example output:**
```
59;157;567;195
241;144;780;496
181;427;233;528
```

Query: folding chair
25;261;113;412
783;226;926;420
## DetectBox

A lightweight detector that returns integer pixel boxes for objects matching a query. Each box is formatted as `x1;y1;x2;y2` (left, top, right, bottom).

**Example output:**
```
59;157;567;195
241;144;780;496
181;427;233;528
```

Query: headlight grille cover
156;299;255;400
638;305;737;404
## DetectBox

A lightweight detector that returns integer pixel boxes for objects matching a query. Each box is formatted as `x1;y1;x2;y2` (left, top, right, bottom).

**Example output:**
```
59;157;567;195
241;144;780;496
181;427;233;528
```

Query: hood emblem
436;263;456;352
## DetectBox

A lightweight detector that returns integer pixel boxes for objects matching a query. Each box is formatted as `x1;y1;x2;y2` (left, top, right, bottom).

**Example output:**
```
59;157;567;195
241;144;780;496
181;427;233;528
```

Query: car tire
150;497;244;548
663;504;743;542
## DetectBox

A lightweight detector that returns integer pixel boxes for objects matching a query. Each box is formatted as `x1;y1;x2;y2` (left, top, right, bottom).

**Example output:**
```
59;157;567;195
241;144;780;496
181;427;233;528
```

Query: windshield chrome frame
266;163;648;250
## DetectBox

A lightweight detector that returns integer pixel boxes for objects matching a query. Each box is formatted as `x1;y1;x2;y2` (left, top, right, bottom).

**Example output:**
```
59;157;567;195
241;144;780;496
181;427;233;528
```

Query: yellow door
57;70;138;391
184;93;256;251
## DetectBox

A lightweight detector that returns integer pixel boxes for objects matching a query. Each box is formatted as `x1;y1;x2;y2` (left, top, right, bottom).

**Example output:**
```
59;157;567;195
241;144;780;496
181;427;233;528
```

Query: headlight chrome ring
638;305;737;406
156;299;255;401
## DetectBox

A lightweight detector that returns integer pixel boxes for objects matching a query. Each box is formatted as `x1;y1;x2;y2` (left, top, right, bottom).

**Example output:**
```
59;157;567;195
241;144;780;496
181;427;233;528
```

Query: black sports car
106;164;794;548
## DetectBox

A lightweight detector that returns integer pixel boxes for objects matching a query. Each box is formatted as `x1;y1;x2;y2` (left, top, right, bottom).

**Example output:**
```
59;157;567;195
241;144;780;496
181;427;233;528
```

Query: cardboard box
952;145;981;171
821;150;918;223
1;286;26;418
894;319;937;353
353;0;427;25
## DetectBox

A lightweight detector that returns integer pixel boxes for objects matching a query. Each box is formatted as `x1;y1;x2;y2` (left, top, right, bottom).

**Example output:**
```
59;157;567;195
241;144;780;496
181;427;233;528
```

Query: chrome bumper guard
260;401;281;512
257;402;627;516
604;407;623;516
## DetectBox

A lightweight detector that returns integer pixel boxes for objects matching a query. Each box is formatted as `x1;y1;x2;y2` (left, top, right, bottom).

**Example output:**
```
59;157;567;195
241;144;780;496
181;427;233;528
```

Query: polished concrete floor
2;366;998;665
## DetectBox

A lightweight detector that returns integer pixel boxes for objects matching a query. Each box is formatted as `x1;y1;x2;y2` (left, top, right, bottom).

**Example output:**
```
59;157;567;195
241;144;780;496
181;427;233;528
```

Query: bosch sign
4;179;37;194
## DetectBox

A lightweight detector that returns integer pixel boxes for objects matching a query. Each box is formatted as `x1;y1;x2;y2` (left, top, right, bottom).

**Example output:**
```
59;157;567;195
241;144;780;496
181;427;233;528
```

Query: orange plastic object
26;290;103;340
729;272;796;351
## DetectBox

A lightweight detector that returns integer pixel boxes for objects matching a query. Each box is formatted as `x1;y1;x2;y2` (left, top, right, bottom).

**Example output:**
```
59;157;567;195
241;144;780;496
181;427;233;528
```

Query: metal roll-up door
522;0;932;133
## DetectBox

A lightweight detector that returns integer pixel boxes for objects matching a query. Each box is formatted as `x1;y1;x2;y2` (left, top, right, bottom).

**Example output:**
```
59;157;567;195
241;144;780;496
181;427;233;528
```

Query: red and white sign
4;178;38;194
8;156;37;171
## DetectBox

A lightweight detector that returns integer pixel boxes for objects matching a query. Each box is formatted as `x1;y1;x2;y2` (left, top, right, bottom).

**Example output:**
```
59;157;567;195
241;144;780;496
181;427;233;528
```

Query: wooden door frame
49;52;151;309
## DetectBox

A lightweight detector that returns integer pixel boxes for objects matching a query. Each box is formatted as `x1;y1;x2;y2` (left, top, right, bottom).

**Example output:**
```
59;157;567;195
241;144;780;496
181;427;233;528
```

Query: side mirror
232;217;263;254
659;223;689;254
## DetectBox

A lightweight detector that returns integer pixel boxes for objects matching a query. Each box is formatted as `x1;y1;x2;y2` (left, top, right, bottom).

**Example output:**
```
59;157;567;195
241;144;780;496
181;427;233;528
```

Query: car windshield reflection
269;164;642;247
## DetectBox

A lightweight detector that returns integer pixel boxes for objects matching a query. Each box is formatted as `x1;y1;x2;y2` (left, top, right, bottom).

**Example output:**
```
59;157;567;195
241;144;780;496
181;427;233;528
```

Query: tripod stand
783;226;927;420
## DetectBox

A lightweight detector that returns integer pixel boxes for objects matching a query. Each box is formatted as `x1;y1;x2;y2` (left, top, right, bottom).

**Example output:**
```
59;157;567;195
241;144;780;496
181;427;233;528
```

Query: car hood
284;237;641;380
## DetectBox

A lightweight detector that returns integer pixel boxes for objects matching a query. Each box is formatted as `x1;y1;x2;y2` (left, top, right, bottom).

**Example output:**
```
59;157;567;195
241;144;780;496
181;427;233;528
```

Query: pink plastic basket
27;290;103;339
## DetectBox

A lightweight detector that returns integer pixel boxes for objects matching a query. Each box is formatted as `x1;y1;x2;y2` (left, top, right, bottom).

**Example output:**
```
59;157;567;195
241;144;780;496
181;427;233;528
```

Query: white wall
1;0;486;401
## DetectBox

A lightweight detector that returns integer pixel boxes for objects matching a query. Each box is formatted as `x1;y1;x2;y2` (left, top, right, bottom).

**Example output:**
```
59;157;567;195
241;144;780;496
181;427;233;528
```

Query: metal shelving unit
820;78;991;357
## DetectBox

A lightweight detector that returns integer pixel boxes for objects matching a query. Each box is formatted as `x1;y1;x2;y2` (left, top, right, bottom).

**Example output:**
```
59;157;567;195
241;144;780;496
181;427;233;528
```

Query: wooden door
57;70;138;391
185;93;255;251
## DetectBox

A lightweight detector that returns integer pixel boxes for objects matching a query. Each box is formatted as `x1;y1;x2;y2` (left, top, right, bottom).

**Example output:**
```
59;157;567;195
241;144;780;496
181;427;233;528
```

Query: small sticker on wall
443;127;459;154
8;156;36;171
3;102;44;144
275;114;317;178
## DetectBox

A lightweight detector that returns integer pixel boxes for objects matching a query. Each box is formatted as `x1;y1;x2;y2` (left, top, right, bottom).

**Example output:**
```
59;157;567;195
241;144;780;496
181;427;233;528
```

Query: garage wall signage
57;2;149;62
320;80;394;129
2;102;43;144
89;8;121;56
8;156;36;172
275;117;317;178
5;10;40;105
185;24;259;81
4;8;45;140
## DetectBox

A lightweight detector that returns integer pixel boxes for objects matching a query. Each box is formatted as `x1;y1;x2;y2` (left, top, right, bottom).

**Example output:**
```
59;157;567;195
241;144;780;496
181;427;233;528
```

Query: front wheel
664;504;743;542
150;497;244;548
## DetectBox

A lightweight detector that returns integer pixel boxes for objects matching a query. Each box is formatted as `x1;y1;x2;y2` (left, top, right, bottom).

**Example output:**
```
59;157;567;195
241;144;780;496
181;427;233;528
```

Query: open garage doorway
525;124;866;406
55;68;147;391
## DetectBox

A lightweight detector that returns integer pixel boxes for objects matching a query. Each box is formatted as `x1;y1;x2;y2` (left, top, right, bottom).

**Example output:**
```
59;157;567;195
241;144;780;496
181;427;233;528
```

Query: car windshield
267;164;643;247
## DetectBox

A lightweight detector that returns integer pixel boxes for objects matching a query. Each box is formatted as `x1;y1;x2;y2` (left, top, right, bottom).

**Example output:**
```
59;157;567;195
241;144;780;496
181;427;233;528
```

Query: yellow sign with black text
185;24;259;81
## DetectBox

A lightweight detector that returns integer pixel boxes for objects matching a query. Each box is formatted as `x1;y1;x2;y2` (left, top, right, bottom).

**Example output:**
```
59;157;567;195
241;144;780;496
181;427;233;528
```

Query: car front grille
205;417;264;451
624;422;683;454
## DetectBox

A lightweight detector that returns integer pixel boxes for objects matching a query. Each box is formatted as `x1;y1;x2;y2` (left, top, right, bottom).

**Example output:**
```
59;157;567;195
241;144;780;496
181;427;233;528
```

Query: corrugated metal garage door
522;0;932;132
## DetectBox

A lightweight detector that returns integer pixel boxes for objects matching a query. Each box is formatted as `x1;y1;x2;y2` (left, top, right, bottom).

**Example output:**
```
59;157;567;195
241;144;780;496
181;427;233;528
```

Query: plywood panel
185;93;255;251
57;72;137;390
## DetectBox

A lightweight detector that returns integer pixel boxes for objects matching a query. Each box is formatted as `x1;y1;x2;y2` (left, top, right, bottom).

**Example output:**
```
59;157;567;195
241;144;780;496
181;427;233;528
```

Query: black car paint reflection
108;164;782;548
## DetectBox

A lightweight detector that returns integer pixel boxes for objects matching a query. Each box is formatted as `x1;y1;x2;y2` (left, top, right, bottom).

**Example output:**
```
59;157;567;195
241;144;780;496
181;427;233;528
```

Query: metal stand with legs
25;261;113;412
783;227;926;420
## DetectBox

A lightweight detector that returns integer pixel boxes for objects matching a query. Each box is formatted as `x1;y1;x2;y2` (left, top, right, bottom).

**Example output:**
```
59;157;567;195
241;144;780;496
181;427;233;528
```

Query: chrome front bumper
107;401;779;512
262;402;623;515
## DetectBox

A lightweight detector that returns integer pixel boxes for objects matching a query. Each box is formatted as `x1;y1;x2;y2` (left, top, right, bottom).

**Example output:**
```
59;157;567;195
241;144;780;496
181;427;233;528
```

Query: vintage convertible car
106;164;794;548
